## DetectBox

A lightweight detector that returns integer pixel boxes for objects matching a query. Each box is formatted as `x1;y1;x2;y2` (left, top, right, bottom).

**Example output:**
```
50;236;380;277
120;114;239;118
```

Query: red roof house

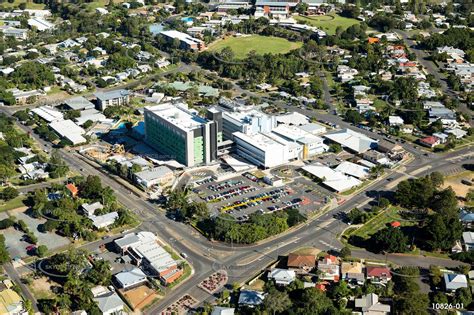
366;266;392;284
390;221;401;228
419;136;440;148
66;183;78;197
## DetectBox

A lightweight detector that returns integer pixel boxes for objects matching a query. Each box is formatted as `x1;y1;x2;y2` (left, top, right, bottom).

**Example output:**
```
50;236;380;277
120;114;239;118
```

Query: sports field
207;35;302;59
295;14;360;35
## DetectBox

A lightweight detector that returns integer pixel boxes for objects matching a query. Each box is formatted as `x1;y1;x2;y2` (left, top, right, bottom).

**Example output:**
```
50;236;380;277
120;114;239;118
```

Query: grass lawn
351;206;414;240
0;195;26;212
0;0;45;9
295;14;360;35
207;35;302;59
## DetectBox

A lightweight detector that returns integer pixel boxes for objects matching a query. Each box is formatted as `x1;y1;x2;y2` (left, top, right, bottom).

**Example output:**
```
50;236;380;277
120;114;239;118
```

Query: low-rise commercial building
134;166;174;189
114;267;148;290
49;119;87;145
324;129;378;154
159;30;205;51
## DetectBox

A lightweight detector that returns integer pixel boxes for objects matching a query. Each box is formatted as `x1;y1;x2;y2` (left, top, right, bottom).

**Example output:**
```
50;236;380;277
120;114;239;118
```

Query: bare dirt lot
29;276;56;300
443;171;474;203
121;285;159;311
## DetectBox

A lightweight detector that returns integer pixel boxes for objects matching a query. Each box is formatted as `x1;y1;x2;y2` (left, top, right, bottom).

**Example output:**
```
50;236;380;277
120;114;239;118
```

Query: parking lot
0;209;71;259
191;172;334;220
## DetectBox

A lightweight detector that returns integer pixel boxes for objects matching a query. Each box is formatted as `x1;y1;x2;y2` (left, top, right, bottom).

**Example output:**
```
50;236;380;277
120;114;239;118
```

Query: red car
25;245;36;251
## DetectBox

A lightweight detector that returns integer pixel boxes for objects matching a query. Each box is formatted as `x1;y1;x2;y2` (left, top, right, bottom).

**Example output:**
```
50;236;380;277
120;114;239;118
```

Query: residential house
8;88;44;104
238;290;265;307
419;136;440;148
377;139;405;160
66;183;78;197
355;293;391;315
0;27;28;40
388;115;404;126
89;212;119;229
317;255;340;282
433;132;449;144
341;261;364;284
445;128;467;139
361;151;390;165
267;268;296;286
81;202;103;216
0;288;26;315
437;46;465;63
366;266;391;284
444;273;468;291
93;291;124;315
460;210;474;228
212;307;235;315
462;232;474;251
287;253;315;273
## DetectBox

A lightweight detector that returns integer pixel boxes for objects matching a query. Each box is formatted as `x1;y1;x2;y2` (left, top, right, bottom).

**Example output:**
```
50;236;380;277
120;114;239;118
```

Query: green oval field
207;35;303;59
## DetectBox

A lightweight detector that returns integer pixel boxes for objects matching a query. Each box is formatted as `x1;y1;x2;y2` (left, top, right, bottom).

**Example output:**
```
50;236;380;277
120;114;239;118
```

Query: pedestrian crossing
318;240;341;251
442;166;465;176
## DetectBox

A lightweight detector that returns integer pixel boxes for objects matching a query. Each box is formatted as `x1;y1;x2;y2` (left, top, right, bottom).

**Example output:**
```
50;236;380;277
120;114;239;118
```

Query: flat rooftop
145;103;208;132
233;131;285;152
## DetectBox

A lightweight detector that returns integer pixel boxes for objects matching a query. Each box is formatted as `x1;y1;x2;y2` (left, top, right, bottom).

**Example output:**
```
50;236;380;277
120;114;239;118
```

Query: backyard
295;14;360;35
207;35;302;59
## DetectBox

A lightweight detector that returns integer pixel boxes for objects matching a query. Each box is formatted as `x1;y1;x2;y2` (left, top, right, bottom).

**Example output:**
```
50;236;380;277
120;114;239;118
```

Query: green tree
395;293;429;315
371;226;409;253
425;213;462;251
0;187;19;201
453;287;472;306
264;289;292;315
340;246;351;259
36;245;48;258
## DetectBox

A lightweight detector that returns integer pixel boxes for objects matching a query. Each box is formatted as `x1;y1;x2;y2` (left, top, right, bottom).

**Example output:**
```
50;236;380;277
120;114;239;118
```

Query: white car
181;252;188;259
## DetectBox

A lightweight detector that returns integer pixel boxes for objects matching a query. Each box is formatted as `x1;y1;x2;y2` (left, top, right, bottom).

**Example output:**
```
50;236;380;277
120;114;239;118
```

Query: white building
134;166;174;189
324;129;378;154
28;17;54;31
49;120;87;145
89;211;118;229
335;161;370;179
302;163;362;192
271;125;328;159
31;106;64;123
233;131;299;168
268;268;296;286
221;108;276;140
114;267;148;289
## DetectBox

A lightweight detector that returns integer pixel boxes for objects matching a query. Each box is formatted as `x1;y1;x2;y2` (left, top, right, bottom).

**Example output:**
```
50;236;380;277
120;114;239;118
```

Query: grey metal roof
95;89;130;101
64;96;95;110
